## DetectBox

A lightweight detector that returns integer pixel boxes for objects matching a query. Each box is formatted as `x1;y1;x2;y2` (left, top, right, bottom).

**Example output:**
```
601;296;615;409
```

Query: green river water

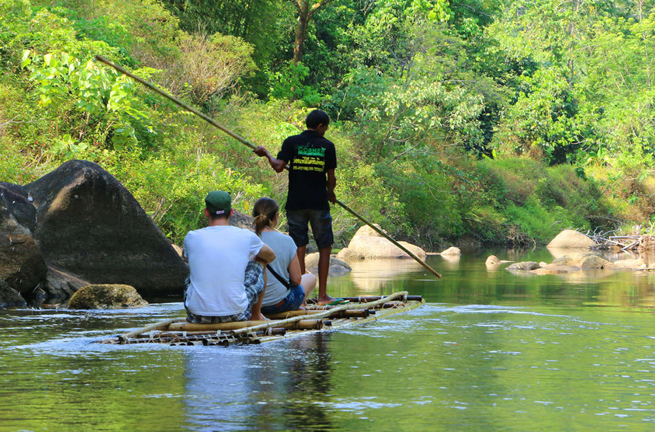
2;249;655;431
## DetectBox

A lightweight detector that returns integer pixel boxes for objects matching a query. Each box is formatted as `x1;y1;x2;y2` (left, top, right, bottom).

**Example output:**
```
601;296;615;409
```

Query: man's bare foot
252;313;269;321
317;295;337;306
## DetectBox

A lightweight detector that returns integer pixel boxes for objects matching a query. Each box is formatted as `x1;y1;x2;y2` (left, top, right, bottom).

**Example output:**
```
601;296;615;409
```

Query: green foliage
101;144;266;244
268;60;322;105
23;50;156;149
2;0;655;250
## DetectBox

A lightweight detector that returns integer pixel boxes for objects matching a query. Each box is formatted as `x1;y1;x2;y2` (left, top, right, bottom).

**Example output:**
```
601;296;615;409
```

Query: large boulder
305;252;352;276
68;284;148;309
0;280;27;308
24;160;188;297
0;184;48;295
547;230;596;248
44;266;89;300
338;225;426;260
229;210;255;230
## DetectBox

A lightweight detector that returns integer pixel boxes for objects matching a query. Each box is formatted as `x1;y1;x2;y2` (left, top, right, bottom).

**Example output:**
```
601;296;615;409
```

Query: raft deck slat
99;292;424;346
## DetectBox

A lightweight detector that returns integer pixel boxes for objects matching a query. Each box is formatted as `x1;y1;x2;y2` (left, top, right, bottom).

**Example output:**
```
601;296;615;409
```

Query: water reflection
348;259;424;291
183;333;335;431
546;247;591;259
438;254;461;267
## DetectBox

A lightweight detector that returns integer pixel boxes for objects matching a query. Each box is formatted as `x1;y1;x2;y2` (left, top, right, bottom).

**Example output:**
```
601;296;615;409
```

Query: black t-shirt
277;130;337;211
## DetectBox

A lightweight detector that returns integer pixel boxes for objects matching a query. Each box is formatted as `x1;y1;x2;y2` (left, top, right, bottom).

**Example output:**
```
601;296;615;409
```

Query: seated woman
253;197;317;315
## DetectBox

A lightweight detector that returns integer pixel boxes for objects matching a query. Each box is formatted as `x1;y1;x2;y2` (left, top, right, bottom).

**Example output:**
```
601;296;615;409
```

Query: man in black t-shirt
254;109;337;305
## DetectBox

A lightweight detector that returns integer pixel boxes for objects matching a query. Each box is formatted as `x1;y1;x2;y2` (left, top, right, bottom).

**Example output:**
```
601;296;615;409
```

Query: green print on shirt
297;145;326;157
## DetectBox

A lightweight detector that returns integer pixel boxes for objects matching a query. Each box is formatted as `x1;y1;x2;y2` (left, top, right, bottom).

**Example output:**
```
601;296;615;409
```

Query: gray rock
552;252;602;267
44;266;89;299
580;255;614;270
305;252;352;276
336;247;365;261
0;280;27;308
229;210;254;230
67;284;148;309
0;184;47;295
506;261;540;271
25;160;188;297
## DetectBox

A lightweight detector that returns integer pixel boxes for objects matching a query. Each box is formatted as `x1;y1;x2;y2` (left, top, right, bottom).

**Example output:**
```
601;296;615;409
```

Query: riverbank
2;1;655;253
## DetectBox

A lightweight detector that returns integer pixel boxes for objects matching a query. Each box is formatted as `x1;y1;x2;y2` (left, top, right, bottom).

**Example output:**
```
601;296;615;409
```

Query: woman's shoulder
262;230;295;246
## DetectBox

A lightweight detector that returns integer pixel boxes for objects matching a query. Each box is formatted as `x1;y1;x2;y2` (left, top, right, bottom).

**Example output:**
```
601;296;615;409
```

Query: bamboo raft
99;291;424;346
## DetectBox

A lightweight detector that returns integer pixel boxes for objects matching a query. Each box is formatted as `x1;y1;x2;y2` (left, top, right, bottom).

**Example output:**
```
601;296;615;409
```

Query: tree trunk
293;3;309;64
288;0;333;64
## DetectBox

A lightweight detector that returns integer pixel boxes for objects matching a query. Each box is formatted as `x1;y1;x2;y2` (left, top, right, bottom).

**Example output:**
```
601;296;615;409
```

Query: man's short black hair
306;109;330;129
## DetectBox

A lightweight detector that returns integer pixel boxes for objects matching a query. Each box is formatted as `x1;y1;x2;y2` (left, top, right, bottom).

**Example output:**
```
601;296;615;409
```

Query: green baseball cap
205;191;231;215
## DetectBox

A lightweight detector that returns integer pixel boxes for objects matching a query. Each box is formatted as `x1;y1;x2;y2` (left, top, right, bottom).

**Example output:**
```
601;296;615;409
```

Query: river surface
2;249;655;431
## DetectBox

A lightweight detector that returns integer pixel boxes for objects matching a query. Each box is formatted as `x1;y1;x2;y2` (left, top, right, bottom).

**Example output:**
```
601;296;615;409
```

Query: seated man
183;191;275;323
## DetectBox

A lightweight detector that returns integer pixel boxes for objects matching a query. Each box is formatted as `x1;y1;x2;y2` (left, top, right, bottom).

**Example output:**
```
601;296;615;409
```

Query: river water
2;249;655;431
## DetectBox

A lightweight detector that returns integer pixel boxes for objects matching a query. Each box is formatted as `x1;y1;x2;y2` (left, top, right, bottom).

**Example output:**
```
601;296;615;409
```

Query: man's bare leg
297;245;307;274
250;265;267;321
317;246;335;305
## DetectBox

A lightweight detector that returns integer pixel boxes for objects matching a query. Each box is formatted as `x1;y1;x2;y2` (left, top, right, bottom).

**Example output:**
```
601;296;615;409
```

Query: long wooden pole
95;55;442;278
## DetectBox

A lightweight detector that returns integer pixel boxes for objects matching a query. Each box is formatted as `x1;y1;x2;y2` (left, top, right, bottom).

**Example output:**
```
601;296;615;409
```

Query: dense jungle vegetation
1;0;655;249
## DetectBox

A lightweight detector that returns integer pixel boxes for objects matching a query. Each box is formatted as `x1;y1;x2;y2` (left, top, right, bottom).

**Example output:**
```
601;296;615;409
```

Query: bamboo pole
230;291;409;335
119;318;186;341
95;56;441;279
168;319;323;331
336;200;441;278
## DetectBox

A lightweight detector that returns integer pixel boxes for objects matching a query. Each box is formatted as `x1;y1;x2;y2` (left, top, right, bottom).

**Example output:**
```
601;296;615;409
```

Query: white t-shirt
260;231;298;307
183;225;264;316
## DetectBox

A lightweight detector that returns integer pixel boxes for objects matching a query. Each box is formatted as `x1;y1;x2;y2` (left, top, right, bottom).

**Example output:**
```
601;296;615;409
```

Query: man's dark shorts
286;209;333;249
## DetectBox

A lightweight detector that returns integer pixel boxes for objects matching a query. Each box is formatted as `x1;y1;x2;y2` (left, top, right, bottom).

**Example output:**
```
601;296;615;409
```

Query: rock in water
44;266;89;299
67;284;148;309
0;184;48;295
440;246;461;256
339;225;426;260
506;261;540;271
0;280;27;308
552;252;602;267
580;255;614;270
304;252;352;276
25;160;188;296
547;230;596;248
485;255;500;266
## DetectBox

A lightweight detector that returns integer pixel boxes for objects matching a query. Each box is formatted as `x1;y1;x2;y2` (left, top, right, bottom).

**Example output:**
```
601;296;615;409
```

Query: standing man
183;191;276;322
254;109;337;305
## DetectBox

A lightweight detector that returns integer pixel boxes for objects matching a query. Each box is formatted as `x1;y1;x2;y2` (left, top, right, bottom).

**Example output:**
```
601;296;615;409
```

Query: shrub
172;32;256;106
